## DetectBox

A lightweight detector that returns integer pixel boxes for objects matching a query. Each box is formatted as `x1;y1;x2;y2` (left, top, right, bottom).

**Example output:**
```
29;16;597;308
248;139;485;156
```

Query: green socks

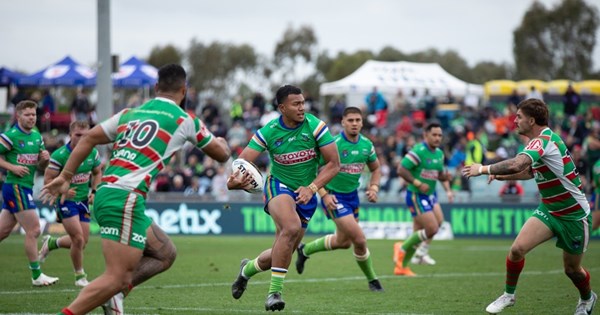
48;236;59;251
402;230;428;266
354;249;377;281
268;267;287;294
303;235;333;256
29;261;41;279
242;258;263;279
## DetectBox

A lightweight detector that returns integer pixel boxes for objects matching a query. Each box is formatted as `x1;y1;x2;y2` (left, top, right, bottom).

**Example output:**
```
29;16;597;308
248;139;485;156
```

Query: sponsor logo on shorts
533;209;549;220
100;226;120;237
132;232;147;244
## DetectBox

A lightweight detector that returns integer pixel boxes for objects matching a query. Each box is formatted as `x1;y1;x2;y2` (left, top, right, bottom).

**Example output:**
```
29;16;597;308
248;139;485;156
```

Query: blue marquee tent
17;56;96;87
0;67;25;86
112;56;158;88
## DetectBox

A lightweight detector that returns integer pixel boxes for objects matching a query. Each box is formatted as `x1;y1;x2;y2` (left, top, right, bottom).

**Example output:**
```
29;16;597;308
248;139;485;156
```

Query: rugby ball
231;159;264;194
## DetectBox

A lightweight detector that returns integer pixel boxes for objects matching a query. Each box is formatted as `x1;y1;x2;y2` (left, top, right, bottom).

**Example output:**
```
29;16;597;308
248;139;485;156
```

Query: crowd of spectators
3;85;600;203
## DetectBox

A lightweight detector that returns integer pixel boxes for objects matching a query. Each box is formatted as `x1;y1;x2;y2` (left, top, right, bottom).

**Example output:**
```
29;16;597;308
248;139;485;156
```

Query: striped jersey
247;113;334;191
401;142;445;195
0;124;45;188
324;132;377;193
519;127;589;220
48;143;101;201
100;97;214;195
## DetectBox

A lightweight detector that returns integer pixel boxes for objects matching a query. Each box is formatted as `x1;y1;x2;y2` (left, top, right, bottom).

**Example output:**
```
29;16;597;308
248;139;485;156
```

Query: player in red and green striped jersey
42;64;231;315
463;98;596;315
0;100;57;286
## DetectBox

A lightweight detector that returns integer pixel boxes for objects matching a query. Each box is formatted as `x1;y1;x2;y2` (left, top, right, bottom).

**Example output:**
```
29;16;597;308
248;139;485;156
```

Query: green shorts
532;206;592;255
94;186;152;250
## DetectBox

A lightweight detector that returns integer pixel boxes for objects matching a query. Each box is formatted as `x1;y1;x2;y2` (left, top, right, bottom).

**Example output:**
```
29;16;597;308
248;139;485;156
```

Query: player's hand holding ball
227;159;264;194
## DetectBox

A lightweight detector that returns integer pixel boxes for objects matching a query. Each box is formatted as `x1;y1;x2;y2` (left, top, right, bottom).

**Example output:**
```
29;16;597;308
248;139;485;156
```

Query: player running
394;122;453;276
0;100;58;286
42;64;231;315
463;98;596;315
39;120;103;287
294;106;383;292
227;85;340;311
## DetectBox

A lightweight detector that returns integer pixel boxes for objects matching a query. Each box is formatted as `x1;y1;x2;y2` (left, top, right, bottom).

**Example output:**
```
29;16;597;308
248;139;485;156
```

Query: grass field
0;235;599;315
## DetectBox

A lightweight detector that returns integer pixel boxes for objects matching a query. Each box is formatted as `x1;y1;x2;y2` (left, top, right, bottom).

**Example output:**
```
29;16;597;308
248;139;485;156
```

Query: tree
187;40;258;97
273;25;318;83
470;62;514;84
147;44;183;69
513;0;599;80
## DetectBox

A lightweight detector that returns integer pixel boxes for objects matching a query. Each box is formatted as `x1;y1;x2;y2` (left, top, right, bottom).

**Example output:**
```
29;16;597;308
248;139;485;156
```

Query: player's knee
564;265;583;277
71;234;85;248
27;226;41;239
280;225;302;241
352;235;367;249
509;245;526;260
161;239;177;270
425;227;438;239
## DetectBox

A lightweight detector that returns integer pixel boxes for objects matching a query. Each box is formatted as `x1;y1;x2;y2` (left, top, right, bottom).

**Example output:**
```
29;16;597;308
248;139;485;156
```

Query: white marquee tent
320;60;483;108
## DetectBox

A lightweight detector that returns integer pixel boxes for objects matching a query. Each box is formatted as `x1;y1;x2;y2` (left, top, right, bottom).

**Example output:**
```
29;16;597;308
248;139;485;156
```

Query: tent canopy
112;56;158;88
319;60;483;98
17;56;96;87
0;67;25;86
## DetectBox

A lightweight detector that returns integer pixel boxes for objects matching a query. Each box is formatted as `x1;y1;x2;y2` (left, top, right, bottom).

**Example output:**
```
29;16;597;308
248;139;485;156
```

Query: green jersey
100;97;214;195
0;124;45;188
248;113;334;191
401;142;444;195
593;159;600;194
324;132;377;193
48;143;101;201
519;127;589;220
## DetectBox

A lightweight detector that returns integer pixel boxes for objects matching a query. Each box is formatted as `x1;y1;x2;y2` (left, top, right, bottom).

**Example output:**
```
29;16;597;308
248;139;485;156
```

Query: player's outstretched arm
202;136;231;163
463;154;532;178
312;142;340;189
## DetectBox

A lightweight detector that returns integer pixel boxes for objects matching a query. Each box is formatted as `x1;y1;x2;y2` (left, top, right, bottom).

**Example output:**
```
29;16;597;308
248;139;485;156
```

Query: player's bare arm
397;165;429;194
463;154;532;178
202;136;231;163
41;125;110;204
0;156;29;177
365;159;381;203
311;142;340;189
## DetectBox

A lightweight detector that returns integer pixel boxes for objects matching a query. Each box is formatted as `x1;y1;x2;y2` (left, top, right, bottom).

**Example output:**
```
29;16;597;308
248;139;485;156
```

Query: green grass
0;236;599;314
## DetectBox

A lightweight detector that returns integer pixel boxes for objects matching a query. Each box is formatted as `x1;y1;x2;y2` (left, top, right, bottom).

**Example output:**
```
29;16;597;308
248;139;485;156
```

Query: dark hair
425;122;442;132
157;64;186;93
343;106;362;116
518;98;548;126
275;85;302;106
15;100;37;113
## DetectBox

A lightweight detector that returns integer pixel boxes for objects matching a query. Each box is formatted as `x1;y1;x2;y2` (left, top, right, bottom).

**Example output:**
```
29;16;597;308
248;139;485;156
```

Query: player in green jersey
42;64;231;315
39;120;103;287
463;99;596;315
393;122;453;276
0;100;57;286
227;85;340;311
294;106;383;292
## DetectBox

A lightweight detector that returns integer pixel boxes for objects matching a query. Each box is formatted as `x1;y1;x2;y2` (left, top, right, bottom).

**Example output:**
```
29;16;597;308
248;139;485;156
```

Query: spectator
420;89;437;120
506;89;522;107
499;180;524;198
365;87;388;127
171;174;186;192
70;88;91;123
259;104;279;127
465;131;485;166
201;98;220;126
252;92;266;116
525;85;543;101
184;176;200;196
185;87;200;115
329;97;346;125
230;95;244;122
562;84;581;119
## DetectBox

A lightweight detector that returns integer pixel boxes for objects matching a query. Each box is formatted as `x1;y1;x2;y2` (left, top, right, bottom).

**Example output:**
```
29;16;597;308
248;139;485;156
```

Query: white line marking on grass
2;267;597;296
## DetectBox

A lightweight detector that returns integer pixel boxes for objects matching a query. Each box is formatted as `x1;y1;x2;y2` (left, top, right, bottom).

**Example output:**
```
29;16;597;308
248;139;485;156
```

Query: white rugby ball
231;158;264;194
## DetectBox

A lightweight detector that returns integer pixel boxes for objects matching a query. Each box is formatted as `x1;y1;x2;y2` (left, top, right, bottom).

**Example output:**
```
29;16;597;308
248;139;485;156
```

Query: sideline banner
33;202;600;239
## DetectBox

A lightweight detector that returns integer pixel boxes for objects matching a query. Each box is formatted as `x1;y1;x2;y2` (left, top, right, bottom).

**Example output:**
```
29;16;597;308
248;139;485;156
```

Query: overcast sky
2;0;599;76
